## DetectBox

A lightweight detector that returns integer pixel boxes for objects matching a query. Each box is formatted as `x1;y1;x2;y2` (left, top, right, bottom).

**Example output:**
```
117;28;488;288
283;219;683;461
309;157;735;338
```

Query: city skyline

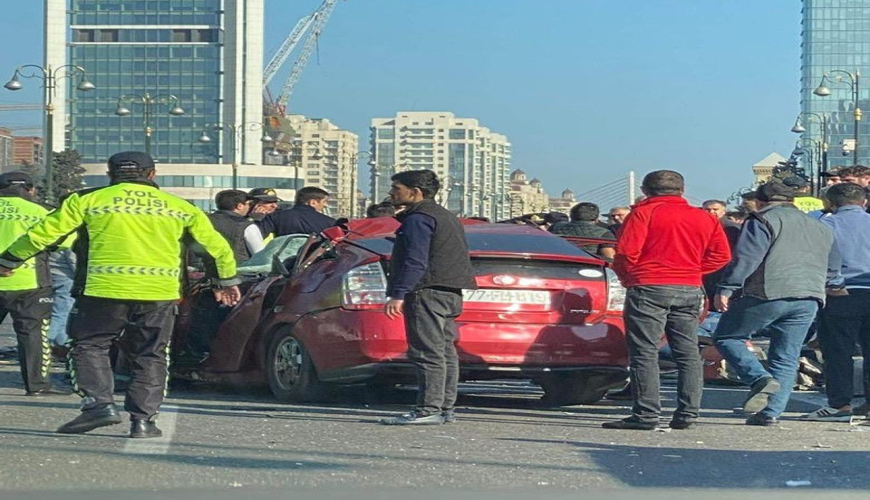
2;1;806;202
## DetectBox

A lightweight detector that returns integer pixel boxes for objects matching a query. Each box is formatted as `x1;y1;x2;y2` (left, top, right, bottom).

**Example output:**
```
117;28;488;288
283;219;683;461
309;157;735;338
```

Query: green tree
36;149;85;205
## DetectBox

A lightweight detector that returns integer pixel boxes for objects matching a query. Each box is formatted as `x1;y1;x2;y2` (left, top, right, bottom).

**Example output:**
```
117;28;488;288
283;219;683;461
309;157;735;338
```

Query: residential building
369;112;511;219
798;0;870;170
548;189;576;215
0;128;12;169
508;169;549;218
13;136;44;166
45;0;295;209
281;115;359;217
752;152;788;185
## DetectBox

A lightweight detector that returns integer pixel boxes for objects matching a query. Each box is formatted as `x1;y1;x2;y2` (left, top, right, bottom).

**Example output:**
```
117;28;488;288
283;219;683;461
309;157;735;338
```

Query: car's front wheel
266;328;329;402
539;373;609;406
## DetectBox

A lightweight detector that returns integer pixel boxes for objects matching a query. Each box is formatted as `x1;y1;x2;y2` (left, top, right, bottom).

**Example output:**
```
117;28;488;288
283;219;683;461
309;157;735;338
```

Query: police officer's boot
130;419;163;439
57;404;123;434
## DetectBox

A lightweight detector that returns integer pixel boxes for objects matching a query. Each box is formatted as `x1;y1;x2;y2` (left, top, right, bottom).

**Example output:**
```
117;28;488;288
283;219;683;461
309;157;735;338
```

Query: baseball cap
248;187;280;203
108;151;155;172
756;181;796;202
0;171;34;189
782;176;809;189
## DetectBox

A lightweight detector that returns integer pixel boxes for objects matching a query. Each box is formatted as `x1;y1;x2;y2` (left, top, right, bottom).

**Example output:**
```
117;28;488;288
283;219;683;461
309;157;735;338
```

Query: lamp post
115;93;185;156
198;122;273;190
813;70;861;165
340;150;373;218
791;112;829;176
4;64;95;203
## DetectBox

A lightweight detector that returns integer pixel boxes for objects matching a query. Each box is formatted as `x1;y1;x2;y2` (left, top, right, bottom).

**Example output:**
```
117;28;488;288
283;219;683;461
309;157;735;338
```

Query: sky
0;0;802;203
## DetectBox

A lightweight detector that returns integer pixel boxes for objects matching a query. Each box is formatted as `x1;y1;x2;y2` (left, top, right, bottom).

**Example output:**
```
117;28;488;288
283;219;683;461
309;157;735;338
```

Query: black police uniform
257;204;335;237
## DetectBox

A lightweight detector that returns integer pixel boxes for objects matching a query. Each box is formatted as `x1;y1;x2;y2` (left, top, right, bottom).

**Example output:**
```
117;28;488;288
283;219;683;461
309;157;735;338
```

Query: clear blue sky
0;0;802;202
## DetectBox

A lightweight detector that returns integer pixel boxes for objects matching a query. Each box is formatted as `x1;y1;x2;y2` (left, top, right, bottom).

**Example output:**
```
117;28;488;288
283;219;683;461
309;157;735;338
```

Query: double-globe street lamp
813;69;861;165
199;122;273;190
4;64;95;203
339;150;374;218
115;93;185;156
791;112;829;179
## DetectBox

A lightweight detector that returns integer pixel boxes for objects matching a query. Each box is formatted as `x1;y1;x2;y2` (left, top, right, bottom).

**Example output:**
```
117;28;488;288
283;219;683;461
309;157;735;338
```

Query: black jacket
256;204;335;237
208;210;254;264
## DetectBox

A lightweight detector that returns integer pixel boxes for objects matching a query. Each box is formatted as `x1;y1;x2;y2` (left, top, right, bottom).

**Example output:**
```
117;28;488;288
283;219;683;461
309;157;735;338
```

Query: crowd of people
1;149;868;435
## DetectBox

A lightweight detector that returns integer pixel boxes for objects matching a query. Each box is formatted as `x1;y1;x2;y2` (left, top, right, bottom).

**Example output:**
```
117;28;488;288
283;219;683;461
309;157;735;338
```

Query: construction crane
0;103;43;112
264;0;341;115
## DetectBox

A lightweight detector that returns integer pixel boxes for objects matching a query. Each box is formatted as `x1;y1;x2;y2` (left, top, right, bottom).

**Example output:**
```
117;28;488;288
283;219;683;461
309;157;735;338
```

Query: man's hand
215;285;242;307
827;287;849;297
384;298;404;319
0;265;14;277
251;204;270;215
713;294;730;313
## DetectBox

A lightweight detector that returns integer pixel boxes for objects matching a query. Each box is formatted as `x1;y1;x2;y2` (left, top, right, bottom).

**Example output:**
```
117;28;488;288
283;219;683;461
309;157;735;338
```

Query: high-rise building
44;0;296;208
282;115;359;217
799;0;870;170
13;136;44;166
370;112;511;219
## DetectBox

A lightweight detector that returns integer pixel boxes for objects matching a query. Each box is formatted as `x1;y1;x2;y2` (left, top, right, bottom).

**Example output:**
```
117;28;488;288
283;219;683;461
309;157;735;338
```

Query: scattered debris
653;427;672;433
812;443;833;449
785;480;812;487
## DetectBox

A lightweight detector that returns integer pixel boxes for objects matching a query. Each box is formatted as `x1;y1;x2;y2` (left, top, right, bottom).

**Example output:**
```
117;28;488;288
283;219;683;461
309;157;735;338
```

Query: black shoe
130;420;163;439
26;387;73;397
602;416;659;430
57;405;122;434
743;377;781;414
442;409;456;423
745;413;779;427
379;411;445;426
669;417;696;430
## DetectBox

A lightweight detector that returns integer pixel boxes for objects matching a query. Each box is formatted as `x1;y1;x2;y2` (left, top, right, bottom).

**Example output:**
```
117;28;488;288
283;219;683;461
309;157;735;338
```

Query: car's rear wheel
266;328;329;402
539;373;609;406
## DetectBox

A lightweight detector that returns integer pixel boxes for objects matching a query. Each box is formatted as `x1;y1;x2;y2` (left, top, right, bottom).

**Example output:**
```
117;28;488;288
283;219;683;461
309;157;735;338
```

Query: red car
171;218;629;406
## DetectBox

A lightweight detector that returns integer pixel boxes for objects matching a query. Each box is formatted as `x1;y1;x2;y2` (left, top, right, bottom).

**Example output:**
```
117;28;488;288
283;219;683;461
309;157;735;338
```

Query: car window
237;234;309;276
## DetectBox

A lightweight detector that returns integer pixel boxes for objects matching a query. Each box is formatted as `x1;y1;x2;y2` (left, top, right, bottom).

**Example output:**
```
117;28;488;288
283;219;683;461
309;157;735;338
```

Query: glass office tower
801;0;870;169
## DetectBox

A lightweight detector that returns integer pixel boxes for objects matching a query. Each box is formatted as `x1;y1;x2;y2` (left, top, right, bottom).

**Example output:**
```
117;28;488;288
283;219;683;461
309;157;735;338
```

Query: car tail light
605;267;625;312
342;262;388;310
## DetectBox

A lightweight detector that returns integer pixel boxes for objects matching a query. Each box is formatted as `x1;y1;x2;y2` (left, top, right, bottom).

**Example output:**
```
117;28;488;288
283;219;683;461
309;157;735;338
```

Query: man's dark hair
642;170;684;197
826;182;867;207
702;199;726;208
725;210;749;221
215;190;249;211
569;202;600;222
740;191;758;201
295;186;329;205
391;169;441;199
365;202;396;218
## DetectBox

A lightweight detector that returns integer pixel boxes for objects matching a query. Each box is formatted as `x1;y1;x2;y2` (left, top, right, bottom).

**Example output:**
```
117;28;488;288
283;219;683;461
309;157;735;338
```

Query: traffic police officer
0;152;240;438
0;171;67;395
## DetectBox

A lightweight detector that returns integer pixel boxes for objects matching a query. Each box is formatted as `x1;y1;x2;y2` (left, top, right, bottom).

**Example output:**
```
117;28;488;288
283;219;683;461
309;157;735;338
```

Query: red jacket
613;196;732;287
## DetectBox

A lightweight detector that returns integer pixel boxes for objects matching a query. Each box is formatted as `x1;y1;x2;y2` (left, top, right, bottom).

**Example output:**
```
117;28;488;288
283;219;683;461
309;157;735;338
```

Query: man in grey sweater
713;181;835;426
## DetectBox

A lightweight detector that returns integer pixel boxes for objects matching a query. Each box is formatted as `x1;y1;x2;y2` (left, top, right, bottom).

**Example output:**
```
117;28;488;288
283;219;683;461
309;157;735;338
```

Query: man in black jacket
257;187;335;238
210;190;264;263
380;170;476;426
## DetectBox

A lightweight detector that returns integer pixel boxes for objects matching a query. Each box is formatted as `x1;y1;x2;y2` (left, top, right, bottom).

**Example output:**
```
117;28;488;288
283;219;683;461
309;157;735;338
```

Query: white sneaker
801;406;852;422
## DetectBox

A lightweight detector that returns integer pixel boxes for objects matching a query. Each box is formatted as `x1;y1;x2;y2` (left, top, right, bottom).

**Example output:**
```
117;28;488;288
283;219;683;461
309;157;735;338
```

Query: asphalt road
1;332;869;498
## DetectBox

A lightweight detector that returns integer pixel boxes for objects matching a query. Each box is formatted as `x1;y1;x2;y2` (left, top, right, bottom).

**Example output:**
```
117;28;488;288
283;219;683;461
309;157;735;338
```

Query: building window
74;29;95;42
377;128;395;140
99;29;119;42
449;129;466;140
172;29;192;43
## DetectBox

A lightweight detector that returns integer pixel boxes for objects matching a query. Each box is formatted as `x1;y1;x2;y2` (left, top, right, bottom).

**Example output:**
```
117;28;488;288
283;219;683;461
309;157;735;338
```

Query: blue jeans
48;250;76;347
714;296;818;418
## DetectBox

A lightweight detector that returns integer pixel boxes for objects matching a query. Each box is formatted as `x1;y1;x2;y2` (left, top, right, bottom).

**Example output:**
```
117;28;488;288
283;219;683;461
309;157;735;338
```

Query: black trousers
67;296;177;421
403;288;463;415
820;290;870;408
0;287;53;392
624;285;705;421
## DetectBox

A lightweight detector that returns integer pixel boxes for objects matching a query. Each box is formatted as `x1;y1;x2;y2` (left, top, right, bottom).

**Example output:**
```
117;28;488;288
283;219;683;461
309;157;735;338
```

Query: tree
36;149;85;205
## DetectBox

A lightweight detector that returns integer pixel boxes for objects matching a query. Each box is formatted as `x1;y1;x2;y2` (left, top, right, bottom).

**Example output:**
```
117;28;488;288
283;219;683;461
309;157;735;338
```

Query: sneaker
745;413;779;427
602;416;659;430
743;377;781;414
802;406;852;422
442;409;456;423
379;411;445;426
669;417;696;430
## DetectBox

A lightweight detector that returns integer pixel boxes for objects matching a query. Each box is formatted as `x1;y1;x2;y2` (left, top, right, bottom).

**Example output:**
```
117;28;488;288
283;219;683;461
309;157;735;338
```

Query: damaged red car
171;218;630;406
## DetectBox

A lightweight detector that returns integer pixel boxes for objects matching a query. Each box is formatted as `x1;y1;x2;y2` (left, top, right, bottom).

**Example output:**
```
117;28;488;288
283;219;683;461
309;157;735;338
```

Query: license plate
462;289;551;305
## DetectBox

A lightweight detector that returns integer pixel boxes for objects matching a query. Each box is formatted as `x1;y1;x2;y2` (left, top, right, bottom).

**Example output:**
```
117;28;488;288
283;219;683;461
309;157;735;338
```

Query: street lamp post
199;122;273;190
813;70;861;165
341;150;373;218
791;112;829;176
115;93;185;156
4;64;95;203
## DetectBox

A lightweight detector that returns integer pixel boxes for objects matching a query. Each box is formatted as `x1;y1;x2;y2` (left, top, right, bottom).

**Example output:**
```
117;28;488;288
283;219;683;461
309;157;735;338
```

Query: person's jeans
714;296;819;418
819;290;870;408
48;250;76;347
403;288;463;415
624;285;705;422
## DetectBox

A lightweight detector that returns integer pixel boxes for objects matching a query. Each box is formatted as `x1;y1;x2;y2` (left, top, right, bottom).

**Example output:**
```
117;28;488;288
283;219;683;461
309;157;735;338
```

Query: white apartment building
283;115;359;217
370;112;511;219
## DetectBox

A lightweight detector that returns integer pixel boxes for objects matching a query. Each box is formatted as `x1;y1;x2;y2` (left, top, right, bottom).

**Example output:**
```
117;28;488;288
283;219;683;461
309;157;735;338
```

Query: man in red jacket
604;170;731;430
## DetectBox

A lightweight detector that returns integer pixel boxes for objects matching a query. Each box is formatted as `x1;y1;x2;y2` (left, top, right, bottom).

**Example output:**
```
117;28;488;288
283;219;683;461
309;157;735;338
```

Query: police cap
0;171;34;189
108;151;155;172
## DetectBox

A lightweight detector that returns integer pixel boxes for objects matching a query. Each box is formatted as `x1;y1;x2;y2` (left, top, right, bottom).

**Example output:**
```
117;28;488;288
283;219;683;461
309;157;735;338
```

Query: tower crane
263;0;341;115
